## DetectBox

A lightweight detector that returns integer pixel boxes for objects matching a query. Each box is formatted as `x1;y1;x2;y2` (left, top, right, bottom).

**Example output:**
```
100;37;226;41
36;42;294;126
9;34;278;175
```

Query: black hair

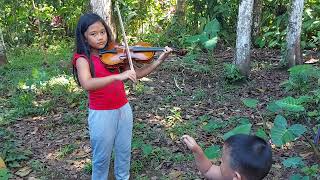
225;134;272;180
73;13;113;85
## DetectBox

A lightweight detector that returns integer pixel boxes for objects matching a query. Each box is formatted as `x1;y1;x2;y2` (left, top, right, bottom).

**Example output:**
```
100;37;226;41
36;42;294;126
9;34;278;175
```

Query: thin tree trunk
252;0;263;43
285;0;305;67
176;0;186;26
90;0;117;40
235;0;254;77
0;28;7;66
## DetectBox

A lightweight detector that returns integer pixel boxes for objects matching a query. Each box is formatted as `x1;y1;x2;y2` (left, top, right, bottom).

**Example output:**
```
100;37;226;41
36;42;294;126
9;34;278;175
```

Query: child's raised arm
126;46;172;79
181;135;223;180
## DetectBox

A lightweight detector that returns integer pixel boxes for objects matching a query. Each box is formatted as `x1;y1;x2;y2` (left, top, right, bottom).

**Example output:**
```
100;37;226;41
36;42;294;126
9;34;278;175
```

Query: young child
72;13;172;180
182;134;272;180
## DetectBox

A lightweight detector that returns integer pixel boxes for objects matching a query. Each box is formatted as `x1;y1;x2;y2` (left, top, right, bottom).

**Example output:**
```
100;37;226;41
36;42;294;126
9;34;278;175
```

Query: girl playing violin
72;13;172;180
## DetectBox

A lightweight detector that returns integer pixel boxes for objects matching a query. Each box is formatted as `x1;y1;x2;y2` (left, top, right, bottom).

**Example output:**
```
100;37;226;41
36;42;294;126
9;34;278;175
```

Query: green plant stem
257;110;266;131
302;134;320;160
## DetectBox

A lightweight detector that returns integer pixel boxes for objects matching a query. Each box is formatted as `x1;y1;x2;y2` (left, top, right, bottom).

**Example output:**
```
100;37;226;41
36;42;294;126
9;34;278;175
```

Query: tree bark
90;0;117;40
0;28;7;66
235;0;254;77
176;0;186;26
252;0;263;43
285;0;305;67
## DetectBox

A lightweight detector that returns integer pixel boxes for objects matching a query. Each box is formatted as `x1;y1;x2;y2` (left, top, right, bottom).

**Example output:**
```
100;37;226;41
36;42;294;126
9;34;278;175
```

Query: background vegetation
0;0;319;179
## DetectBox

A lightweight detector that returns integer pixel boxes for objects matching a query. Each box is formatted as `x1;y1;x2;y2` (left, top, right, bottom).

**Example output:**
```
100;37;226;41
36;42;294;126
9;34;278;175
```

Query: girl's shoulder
72;53;88;65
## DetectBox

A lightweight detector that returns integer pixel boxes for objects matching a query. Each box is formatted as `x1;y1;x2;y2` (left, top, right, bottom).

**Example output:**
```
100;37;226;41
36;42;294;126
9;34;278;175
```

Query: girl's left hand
158;46;173;61
163;46;173;55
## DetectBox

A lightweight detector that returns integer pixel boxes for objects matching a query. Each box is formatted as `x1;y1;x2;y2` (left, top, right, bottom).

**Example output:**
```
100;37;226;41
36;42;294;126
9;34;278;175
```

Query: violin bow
115;2;134;71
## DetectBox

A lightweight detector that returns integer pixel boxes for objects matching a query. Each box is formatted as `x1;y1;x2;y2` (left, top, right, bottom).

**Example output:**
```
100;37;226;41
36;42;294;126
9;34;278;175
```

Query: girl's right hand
117;69;137;82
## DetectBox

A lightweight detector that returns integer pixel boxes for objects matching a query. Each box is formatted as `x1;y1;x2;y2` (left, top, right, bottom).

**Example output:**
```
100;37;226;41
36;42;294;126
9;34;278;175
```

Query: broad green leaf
282;157;304;168
271;125;287;146
186;34;207;44
256;128;268;140
275;97;305;112
142;144;153;157
301;164;319;176
0;168;10;180
132;139;143;149
238;117;251;125
223;124;252;140
203;37;218;50
274;115;287;129
203;121;225;133
271;116;304;146
204;145;221;159
307;110;318;117
288;124;307;137
296;96;312;104
203;19;220;37
266;102;281;113
242;98;259;109
271;126;296;147
289;174;310;180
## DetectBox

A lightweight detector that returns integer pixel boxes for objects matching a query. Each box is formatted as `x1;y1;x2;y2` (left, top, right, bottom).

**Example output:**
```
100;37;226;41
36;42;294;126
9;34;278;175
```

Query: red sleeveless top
72;53;128;110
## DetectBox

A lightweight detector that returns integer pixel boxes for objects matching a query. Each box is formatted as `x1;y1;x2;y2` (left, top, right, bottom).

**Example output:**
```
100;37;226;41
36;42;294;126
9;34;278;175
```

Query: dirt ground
7;48;320;179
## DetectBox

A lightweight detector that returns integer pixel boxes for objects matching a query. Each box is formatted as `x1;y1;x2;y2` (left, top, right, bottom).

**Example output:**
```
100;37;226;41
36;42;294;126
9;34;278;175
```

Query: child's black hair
73;13;113;85
224;134;272;180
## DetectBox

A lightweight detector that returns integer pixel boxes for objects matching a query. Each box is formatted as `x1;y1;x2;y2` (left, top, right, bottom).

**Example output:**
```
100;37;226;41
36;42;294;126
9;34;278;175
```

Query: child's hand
117;69;137;82
181;135;201;153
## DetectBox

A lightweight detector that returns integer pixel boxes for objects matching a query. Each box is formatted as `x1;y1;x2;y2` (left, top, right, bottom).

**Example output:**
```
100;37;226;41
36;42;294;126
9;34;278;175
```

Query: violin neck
99;49;117;55
131;47;165;52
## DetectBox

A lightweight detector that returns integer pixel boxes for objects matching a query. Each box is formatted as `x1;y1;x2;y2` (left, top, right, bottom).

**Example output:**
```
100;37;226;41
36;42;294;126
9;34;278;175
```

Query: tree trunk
0;28;7;66
285;0;305;67
90;0;117;40
176;0;186;26
252;0;263;43
235;0;254;77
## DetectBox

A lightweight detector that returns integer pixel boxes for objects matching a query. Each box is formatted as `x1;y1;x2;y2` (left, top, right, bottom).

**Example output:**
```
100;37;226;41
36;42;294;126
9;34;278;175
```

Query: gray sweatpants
88;103;133;180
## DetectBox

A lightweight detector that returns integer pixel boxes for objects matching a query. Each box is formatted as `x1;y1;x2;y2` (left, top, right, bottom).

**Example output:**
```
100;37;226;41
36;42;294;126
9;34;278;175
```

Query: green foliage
255;0;320;49
203;120;226;133
281;65;320;94
301;164;319;177
83;161;92;174
193;88;206;101
58;144;76;159
289;174;310;180
275;96;308;112
0;0;88;46
186;19;220;50
223;63;245;83
165;107;182;128
242;98;259;109
63;112;84;125
282;157;304;168
142;144;153;157
204;145;221;159
223;123;252;140
284;157;319;179
271;115;306;146
29;160;46;172
0;168;10;180
256;128;268;140
0;141;32;168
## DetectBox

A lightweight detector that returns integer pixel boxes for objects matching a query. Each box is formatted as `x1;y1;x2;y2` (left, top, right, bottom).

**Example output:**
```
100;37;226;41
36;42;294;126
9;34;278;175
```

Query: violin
101;3;186;69
99;42;184;68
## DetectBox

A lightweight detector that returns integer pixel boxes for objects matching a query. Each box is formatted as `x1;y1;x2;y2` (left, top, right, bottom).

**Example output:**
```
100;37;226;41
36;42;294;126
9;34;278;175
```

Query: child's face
84;21;108;51
220;145;241;180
